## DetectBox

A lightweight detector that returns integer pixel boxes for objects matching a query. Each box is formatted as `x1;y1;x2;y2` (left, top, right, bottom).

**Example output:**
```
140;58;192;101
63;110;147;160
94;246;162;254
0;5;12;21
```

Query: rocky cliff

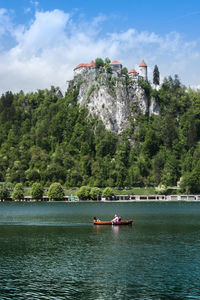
68;68;159;134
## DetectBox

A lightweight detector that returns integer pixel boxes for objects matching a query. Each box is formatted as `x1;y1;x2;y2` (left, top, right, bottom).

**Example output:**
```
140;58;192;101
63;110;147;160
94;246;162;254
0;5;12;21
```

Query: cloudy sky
0;0;200;94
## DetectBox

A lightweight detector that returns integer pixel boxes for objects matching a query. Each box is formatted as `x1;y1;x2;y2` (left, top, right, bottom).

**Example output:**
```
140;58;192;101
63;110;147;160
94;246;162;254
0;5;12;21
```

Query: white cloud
0;8;16;51
190;84;200;90
0;8;12;35
0;8;200;94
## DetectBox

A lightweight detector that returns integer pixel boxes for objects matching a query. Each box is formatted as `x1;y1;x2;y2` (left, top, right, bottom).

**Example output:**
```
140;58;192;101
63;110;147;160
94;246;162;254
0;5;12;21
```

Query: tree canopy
31;182;44;199
48;182;65;200
0;183;10;200
12;183;24;200
95;58;104;68
0;74;200;193
153;65;160;87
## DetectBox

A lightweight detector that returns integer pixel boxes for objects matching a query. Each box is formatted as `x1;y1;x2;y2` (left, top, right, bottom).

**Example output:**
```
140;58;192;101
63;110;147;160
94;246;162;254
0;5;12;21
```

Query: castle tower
139;60;148;81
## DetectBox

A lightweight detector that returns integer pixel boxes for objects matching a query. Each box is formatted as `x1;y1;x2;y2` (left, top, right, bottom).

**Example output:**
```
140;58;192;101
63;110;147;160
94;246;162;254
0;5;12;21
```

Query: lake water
1;201;200;299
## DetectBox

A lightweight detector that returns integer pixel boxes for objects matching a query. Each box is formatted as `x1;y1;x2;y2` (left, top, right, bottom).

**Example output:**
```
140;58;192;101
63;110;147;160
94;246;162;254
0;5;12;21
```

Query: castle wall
74;60;148;81
74;67;87;76
139;66;147;81
129;73;138;79
110;64;122;75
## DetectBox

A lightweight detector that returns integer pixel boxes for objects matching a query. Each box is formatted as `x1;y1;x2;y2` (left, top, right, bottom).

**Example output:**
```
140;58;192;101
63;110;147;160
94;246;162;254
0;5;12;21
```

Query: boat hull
93;220;133;225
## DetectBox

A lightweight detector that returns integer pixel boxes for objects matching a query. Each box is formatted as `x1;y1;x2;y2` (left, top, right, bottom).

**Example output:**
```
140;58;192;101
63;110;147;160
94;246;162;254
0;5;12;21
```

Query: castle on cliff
73;59;148;81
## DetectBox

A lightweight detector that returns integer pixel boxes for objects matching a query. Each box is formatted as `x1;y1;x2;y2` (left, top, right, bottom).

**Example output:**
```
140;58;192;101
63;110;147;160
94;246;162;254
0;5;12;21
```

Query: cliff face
68;69;159;134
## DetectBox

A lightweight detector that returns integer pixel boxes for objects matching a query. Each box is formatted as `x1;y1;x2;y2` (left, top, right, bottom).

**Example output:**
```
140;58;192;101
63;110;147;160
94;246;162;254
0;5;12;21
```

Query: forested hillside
0;76;200;193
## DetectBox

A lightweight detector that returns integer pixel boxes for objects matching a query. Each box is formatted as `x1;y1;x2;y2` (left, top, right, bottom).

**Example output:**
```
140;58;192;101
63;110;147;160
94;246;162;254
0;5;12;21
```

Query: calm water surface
1;201;200;299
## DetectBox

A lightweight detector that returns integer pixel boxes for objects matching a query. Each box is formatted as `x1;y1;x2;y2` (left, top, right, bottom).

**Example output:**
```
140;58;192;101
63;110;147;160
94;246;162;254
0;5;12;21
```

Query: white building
110;60;122;75
73;60;95;75
128;68;138;80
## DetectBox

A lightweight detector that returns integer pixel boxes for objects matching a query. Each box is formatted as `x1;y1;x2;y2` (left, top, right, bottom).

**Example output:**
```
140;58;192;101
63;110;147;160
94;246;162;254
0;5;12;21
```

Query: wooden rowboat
93;220;133;226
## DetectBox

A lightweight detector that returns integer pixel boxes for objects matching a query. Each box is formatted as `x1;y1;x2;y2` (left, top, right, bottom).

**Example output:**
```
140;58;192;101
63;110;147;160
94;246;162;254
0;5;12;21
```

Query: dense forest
0;75;200;193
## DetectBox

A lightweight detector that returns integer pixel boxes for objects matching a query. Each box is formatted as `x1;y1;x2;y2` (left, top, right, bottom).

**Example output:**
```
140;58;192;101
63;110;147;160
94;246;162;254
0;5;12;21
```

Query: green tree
102;187;114;199
0;183;10;200
180;160;200;193
152;150;165;185
143;128;160;157
25;169;41;184
104;57;112;73
0;91;15;122
153;65;160;87
76;186;91;200
161;114;178;149
90;187;102;200
104;57;111;65
161;153;179;186
47;182;64;200
95;58;104;68
122;67;128;76
42;164;66;184
31;182;44;200
12;183;24;200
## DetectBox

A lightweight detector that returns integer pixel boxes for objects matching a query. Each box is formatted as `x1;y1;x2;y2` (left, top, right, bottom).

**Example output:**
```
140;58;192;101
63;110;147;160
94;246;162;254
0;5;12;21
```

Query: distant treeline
1;76;200;193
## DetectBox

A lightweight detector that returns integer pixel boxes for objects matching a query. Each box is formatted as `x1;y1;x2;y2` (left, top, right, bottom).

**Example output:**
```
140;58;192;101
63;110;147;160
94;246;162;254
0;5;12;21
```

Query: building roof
74;60;95;71
128;68;137;74
111;60;122;65
139;60;147;67
88;60;95;67
73;63;88;71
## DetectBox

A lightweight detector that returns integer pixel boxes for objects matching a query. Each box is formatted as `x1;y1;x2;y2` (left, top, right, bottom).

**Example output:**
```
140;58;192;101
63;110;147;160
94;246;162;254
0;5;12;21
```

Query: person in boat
111;214;119;223
93;217;100;222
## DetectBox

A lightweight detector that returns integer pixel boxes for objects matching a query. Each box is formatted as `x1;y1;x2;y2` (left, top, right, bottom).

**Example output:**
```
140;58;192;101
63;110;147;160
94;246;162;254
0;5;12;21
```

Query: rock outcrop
68;68;159;134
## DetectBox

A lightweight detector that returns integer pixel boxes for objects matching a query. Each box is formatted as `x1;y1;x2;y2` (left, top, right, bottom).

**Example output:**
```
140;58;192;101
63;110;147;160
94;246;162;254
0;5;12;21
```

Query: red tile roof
90;60;95;67
89;60;95;67
73;63;88;71
139;60;147;67
111;60;121;64
128;68;137;74
74;60;95;71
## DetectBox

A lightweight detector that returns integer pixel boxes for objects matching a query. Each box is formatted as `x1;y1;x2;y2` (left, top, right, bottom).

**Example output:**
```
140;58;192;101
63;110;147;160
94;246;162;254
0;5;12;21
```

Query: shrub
87;85;95;100
12;183;24;200
31;182;44;200
138;78;152;99
48;182;64;200
90;187;102;200
76;186;91;200
102;187;114;198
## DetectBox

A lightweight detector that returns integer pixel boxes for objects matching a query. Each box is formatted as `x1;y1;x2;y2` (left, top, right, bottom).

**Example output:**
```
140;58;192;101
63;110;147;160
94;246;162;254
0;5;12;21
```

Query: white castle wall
139;66;147;81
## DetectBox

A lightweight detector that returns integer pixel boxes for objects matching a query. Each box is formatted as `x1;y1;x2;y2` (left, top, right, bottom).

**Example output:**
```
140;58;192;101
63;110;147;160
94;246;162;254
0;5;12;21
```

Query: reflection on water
94;224;128;236
112;225;119;234
1;201;200;299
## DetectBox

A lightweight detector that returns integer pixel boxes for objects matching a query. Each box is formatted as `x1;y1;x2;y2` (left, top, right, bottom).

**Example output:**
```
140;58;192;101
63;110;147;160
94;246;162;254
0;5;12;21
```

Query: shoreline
2;199;200;203
1;194;200;203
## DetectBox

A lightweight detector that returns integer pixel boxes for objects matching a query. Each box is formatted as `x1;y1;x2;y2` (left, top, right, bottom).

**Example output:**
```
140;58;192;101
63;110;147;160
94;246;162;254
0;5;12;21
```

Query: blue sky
0;0;200;93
